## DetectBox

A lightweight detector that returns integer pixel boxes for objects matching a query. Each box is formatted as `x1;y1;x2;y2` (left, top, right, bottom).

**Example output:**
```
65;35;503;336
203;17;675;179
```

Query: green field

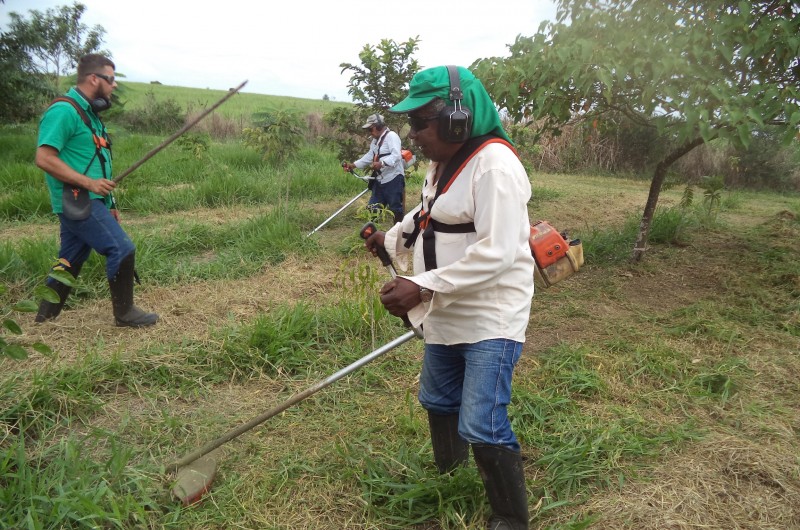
1;89;799;529
117;80;352;118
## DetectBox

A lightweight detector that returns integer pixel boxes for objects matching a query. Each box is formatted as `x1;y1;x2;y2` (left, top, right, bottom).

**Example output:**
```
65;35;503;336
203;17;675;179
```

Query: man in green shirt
35;53;158;327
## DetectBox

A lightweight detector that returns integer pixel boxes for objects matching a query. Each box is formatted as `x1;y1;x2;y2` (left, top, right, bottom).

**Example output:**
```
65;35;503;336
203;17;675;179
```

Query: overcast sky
1;0;557;102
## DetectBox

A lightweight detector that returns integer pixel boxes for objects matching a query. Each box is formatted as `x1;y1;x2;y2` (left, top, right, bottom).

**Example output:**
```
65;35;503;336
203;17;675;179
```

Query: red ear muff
438;65;472;143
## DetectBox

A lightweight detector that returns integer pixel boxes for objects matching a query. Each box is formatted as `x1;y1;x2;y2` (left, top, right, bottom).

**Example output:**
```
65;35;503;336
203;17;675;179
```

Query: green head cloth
389;65;512;144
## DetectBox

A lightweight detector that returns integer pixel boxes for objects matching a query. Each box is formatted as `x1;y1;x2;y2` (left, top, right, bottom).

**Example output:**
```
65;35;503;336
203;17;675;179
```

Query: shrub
242;107;305;165
117;90;184;134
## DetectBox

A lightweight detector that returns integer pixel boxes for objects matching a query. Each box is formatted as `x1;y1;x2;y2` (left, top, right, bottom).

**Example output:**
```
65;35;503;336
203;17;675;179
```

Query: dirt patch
17;253;346;370
579;433;800;529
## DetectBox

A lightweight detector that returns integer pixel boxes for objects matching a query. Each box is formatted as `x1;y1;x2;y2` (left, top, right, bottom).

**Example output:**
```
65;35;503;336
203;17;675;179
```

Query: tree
6;1;107;92
324;37;421;162
473;0;800;261
340;36;421;130
0;26;54;121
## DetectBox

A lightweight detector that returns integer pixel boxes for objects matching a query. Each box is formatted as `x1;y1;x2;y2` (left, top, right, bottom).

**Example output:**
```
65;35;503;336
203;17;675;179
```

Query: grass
1;109;800;528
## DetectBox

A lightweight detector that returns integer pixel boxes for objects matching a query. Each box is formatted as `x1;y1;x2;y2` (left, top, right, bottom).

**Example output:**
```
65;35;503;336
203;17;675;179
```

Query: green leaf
3;319;23;335
746;109;765;127
49;269;76;287
12;300;38;313
35;285;60;303
2;344;29;360
32;342;53;356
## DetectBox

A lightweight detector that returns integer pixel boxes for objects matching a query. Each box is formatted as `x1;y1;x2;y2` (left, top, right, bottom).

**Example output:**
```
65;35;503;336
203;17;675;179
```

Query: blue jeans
418;338;523;451
53;199;135;280
369;174;404;221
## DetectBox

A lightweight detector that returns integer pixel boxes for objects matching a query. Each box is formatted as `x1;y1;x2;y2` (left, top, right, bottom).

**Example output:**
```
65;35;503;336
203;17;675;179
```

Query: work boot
108;252;158;328
428;412;470;474
472;444;529;530
35;260;83;322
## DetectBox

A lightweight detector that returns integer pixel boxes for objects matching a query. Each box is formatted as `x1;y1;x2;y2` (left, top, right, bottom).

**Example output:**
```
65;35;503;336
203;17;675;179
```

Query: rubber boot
108;252;158;328
472;444;529;530
428;412;470;474
35;261;83;322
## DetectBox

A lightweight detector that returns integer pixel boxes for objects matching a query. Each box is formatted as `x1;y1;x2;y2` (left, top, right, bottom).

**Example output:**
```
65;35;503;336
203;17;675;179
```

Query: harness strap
49;96;111;179
403;135;517;271
370;129;390;180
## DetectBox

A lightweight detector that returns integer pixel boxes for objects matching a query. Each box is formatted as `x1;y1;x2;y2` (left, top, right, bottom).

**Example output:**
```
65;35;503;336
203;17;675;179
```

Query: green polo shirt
37;87;113;213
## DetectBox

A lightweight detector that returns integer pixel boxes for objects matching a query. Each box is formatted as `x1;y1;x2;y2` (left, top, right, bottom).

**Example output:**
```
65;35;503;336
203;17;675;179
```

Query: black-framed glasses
93;73;116;84
408;114;439;131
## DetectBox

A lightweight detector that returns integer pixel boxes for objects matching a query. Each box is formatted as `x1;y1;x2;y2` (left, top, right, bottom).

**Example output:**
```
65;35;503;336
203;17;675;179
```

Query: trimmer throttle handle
360;222;392;267
360;221;417;332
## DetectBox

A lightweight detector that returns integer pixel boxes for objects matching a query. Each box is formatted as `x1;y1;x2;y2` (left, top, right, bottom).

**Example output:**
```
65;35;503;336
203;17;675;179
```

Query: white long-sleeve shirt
354;128;404;184
383;142;535;345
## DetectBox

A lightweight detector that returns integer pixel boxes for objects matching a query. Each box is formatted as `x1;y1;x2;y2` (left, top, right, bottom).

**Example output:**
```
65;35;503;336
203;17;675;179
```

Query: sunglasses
408;114;439;131
93;73;116;84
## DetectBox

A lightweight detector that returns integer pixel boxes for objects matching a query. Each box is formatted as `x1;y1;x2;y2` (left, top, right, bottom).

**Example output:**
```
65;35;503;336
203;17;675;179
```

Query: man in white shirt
344;114;406;223
364;65;534;530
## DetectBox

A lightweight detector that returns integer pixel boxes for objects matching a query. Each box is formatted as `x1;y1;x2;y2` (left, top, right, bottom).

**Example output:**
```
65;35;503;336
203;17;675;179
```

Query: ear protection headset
75;87;111;113
438;65;473;143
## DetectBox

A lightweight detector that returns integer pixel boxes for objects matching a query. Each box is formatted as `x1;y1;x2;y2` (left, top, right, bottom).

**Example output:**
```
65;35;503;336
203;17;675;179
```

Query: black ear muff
438;65;472;143
75;87;110;113
90;96;110;113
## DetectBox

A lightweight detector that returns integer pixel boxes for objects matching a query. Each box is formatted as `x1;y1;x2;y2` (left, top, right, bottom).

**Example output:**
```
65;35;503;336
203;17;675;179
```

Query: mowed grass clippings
2;113;800;529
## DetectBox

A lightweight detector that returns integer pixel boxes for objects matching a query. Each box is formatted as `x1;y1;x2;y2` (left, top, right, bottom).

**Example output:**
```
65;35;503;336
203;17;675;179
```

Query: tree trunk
631;136;707;262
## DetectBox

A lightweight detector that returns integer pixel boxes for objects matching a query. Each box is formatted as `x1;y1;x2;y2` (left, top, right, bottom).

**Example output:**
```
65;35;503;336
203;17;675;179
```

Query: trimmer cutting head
172;453;218;505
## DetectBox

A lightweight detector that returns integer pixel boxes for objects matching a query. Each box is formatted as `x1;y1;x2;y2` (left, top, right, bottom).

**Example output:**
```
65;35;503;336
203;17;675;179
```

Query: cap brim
389;96;435;113
361;124;372;128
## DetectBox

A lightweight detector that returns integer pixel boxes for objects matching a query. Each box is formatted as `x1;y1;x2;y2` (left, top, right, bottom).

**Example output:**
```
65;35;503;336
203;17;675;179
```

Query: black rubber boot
472;444;529;530
428;412;470;474
108;252;158;328
35;261;83;323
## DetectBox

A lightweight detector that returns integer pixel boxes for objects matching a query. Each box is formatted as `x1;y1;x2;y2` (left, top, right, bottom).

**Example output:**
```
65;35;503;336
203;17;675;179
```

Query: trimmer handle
360;222;393;268
360;222;418;334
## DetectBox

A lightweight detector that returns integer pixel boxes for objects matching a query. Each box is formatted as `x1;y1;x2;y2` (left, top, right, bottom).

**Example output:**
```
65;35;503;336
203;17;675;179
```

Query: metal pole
307;187;370;237
168;330;417;472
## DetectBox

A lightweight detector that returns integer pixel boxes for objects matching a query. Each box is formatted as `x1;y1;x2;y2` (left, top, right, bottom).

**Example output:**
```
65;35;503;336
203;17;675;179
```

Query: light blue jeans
418;338;523;451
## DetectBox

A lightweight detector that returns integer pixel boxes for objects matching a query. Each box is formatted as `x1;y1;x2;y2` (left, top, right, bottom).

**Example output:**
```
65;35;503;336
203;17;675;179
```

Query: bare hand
379;277;421;316
363;230;386;257
371;161;382;171
85;178;116;196
111;209;121;222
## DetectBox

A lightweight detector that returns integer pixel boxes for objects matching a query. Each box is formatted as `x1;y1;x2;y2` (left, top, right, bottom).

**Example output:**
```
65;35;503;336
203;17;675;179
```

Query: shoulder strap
402;135;517;271
50;96;92;128
48;95;111;179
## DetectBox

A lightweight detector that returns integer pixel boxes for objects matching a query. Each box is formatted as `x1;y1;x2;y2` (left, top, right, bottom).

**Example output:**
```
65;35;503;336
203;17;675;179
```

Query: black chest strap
401;135;516;271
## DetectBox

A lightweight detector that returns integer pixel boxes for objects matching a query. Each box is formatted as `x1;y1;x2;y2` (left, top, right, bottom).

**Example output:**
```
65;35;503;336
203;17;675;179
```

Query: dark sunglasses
93;73;116;84
408;114;439;131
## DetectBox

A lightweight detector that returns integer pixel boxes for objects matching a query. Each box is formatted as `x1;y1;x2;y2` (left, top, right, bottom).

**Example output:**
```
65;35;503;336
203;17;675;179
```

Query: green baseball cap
390;65;512;144
390;66;478;113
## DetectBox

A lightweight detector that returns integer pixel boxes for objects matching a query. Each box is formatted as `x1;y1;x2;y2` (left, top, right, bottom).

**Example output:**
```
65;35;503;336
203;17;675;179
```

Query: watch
419;287;434;303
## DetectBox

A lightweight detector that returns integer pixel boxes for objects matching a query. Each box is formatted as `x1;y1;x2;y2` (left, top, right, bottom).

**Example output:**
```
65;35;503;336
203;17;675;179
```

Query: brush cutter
169;330;418;505
306;165;375;237
360;222;424;338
